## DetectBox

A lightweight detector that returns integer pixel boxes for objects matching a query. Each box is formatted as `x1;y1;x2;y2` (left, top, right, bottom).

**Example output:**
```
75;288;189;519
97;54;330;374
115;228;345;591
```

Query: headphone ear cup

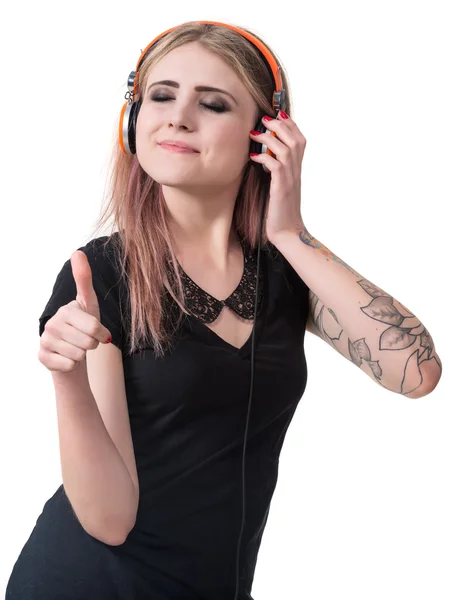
249;121;267;155
128;101;142;154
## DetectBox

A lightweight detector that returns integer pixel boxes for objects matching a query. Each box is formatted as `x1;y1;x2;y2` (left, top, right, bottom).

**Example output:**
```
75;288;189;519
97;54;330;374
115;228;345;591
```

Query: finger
50;303;110;345
55;317;101;351
262;113;306;143
264;113;302;141
249;151;280;174
250;129;290;157
38;346;77;373
44;329;88;363
70;251;99;315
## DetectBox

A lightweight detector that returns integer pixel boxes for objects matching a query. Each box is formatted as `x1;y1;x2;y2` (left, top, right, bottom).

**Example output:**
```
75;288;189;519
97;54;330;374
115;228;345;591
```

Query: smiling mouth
159;144;198;154
159;144;198;153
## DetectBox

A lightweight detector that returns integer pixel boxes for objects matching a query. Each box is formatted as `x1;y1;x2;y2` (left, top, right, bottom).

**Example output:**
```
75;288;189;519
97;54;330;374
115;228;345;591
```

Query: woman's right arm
51;362;138;546
38;249;138;546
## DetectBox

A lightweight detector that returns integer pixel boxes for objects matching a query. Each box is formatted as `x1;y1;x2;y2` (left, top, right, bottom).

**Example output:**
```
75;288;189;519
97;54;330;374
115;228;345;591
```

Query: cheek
135;110;153;145
211;122;251;157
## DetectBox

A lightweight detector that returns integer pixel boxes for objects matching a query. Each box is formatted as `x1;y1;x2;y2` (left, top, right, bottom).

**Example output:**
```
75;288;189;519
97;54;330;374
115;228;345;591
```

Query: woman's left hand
249;110;307;243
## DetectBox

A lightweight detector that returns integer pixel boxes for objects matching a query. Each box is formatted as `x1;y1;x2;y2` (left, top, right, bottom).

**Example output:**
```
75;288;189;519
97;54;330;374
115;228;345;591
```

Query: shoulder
263;241;309;324
74;232;128;298
39;232;127;349
77;233;123;275
265;241;306;291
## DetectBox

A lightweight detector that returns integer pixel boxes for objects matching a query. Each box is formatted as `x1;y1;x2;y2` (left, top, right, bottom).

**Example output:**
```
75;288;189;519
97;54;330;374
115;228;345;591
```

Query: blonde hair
90;21;293;357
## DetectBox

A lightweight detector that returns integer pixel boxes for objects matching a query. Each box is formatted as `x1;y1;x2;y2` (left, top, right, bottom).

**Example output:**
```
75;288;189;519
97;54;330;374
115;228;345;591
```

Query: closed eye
150;95;228;113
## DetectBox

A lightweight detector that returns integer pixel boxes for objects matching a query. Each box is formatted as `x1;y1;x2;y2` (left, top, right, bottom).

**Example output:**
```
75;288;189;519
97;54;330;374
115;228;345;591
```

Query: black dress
6;233;309;600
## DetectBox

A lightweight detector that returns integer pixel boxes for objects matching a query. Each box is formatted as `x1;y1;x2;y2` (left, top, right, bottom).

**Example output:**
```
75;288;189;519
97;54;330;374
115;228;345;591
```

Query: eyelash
150;95;228;113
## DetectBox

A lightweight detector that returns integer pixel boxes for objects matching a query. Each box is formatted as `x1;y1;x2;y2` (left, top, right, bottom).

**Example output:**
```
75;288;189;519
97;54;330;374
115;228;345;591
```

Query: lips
158;139;199;152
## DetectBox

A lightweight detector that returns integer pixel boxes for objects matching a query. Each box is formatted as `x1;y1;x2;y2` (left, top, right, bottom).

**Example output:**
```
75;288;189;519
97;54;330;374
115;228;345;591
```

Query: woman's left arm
250;112;442;398
272;226;442;399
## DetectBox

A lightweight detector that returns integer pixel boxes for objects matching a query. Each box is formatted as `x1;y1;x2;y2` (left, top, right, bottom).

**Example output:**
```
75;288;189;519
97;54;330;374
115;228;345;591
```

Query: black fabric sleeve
268;241;310;324
281;254;310;320
38;236;126;351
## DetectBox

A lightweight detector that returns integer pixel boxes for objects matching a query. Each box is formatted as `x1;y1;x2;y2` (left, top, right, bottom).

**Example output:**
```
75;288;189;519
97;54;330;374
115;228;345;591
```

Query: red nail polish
106;335;112;344
263;115;273;121
279;110;289;119
250;130;262;136
250;152;259;157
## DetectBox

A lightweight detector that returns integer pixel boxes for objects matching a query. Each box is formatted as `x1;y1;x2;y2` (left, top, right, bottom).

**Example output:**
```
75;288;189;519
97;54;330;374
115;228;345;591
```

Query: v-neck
175;242;269;358
188;273;268;357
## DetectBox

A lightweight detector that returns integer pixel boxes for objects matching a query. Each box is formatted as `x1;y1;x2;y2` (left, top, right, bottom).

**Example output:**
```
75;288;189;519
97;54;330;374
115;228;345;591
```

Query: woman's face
135;41;260;192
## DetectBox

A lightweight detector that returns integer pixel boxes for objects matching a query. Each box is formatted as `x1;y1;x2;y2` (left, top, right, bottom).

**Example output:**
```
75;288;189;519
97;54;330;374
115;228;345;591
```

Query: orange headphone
118;20;287;158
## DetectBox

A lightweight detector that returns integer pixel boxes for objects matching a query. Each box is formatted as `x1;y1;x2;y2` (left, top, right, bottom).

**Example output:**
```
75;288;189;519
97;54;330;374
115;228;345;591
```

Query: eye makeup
150;94;230;113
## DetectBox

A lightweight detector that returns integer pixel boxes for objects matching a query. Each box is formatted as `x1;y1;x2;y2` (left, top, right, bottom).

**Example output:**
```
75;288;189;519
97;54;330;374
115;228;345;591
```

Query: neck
161;183;242;266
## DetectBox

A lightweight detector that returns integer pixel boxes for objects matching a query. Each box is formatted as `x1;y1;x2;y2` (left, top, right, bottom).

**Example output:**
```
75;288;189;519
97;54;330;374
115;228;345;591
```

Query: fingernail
250;130;262;136
263;115;273;121
250;152;259;157
279;110;289;119
106;335;112;344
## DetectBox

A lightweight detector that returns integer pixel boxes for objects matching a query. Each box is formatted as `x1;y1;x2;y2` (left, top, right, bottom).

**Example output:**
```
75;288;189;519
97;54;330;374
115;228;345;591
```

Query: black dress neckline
165;239;268;357
171;239;265;325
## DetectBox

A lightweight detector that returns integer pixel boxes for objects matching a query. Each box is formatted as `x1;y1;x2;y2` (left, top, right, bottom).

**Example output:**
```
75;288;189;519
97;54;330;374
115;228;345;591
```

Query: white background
1;1;465;598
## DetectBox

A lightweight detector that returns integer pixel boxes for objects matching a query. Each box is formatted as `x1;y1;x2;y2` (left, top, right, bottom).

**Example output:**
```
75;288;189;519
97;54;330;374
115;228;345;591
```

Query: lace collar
167;240;264;324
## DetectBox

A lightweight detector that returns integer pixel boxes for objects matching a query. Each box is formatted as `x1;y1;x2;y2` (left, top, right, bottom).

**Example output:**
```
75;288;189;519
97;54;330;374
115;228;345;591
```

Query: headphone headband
133;21;283;97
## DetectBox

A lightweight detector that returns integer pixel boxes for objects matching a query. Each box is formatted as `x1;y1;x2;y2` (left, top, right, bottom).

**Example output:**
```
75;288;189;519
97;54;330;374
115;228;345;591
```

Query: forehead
146;42;241;88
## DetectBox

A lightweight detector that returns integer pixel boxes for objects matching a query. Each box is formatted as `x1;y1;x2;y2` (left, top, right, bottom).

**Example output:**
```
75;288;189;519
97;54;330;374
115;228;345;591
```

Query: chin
138;159;196;182
151;172;200;187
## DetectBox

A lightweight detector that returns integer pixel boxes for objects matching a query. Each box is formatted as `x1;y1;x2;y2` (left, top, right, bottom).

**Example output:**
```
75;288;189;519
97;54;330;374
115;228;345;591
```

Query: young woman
6;20;442;600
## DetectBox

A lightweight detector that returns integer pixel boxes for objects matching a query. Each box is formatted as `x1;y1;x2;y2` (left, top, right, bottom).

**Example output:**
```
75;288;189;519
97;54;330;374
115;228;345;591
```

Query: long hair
90;21;293;358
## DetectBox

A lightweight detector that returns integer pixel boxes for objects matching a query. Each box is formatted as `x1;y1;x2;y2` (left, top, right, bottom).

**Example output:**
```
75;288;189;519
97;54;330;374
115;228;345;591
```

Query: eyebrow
146;80;238;105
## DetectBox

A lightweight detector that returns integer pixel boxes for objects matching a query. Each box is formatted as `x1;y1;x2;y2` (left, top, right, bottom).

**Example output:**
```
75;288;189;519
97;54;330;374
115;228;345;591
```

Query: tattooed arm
272;225;442;399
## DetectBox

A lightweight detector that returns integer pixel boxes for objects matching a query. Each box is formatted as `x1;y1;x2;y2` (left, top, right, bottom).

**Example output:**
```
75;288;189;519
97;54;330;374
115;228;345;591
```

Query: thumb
70;250;100;320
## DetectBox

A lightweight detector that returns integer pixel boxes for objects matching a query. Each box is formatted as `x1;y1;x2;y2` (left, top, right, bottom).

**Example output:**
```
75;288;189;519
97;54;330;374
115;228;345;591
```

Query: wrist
270;223;306;248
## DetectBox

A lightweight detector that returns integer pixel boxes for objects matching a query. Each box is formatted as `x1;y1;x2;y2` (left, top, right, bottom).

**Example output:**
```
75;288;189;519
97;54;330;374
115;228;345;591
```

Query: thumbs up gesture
38;251;113;373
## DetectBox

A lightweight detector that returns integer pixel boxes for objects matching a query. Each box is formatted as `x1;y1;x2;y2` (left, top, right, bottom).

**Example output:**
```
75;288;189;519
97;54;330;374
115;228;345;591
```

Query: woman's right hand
38;250;113;373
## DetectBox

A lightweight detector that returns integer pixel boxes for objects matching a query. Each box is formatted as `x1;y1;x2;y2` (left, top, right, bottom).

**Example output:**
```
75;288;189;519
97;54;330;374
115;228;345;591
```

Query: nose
169;120;189;130
167;101;194;131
